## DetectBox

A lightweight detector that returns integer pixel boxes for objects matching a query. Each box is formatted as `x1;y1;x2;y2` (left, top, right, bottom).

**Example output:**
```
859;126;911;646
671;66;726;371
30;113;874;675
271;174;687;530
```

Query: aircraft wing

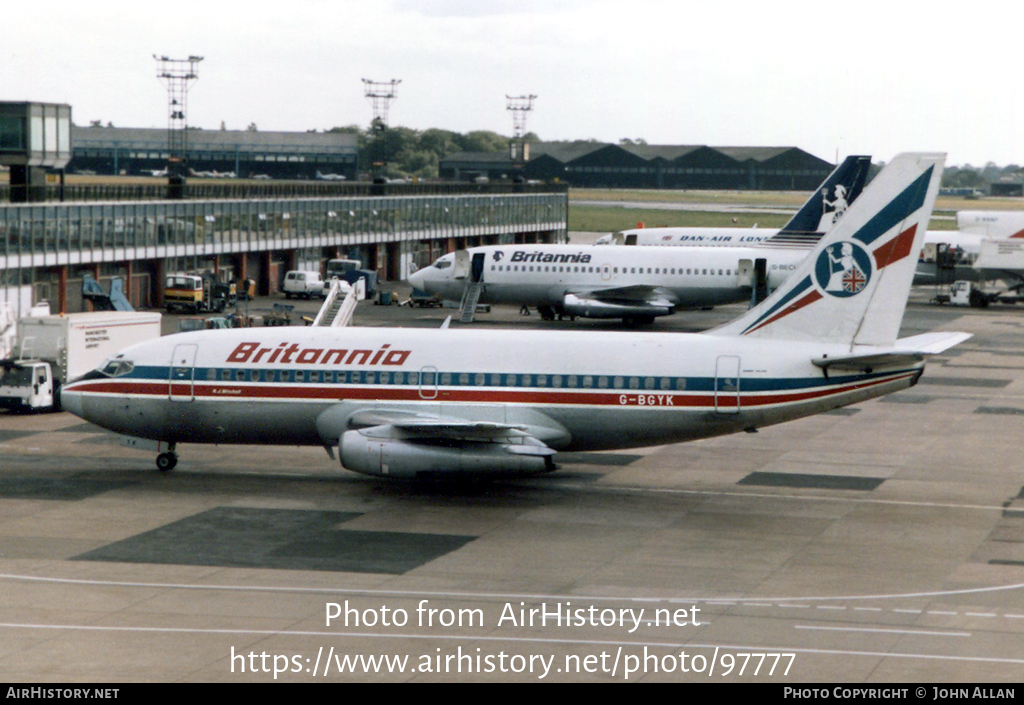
357;421;556;455
560;285;678;320
812;332;972;373
568;284;677;307
326;407;561;476
559;285;678;319
327;406;568;448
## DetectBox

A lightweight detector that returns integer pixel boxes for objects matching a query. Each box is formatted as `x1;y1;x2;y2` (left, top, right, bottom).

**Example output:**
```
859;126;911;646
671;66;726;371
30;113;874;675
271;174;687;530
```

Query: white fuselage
408;244;805;312
60;326;922;457
595;228;777;247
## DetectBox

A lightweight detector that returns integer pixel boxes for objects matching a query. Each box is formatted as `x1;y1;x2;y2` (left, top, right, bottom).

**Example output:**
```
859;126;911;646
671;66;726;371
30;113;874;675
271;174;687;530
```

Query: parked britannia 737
61;153;967;479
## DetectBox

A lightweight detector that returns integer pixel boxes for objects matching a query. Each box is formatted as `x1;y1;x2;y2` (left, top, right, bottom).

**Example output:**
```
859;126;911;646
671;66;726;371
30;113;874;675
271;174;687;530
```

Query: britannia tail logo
815;241;872;297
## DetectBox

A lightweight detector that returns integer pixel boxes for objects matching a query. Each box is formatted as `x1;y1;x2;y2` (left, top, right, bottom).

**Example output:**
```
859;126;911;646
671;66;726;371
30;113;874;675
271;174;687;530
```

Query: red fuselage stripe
71;371;915;409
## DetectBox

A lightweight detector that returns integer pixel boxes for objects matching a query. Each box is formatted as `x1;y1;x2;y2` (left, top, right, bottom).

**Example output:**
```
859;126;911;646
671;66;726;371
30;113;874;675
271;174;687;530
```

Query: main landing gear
156;443;178;472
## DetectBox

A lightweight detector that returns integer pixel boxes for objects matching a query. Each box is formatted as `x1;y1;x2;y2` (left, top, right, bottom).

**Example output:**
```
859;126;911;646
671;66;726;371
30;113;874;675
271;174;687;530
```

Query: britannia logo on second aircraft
814;240;872;297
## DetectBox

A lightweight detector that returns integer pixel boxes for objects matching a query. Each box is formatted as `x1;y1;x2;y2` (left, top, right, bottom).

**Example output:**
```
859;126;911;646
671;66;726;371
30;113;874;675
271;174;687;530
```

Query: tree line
325;125;539;179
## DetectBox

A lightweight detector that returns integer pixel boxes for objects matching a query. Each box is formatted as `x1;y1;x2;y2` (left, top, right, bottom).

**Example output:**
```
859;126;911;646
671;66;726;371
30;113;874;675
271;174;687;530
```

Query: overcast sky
3;1;1019;167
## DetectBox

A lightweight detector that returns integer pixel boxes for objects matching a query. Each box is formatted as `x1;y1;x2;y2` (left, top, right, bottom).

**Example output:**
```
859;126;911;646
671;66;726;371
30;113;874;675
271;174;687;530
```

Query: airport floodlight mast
506;94;537;164
362;78;400;180
154;55;203;183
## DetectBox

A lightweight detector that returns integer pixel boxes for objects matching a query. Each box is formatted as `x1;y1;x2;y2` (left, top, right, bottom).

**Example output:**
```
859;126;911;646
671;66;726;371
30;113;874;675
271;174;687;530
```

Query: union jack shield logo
814;241;873;298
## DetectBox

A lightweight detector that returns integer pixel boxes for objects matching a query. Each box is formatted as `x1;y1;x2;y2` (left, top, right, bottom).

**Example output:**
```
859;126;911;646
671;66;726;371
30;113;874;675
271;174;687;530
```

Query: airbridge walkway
0;189;568;315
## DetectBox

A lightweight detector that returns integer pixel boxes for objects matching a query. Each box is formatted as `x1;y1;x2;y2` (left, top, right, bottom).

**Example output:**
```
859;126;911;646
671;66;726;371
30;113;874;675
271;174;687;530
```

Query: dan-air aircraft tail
597;154;872;248
757;154;872;248
61;153;968;479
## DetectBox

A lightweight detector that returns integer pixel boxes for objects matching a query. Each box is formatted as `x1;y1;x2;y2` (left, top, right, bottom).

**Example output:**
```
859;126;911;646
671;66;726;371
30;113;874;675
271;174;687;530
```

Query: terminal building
0;104;568;317
0;186;568;316
441;143;834;190
68;125;359;181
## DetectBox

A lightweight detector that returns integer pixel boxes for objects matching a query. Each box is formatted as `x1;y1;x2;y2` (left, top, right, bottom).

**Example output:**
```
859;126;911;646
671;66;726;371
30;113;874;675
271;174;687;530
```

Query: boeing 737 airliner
61;153;967;479
408;156;872;322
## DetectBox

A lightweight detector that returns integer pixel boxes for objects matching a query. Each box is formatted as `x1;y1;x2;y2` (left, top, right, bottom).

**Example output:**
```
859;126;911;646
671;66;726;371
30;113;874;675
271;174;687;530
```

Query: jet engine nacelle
561;293;672;319
339;430;554;478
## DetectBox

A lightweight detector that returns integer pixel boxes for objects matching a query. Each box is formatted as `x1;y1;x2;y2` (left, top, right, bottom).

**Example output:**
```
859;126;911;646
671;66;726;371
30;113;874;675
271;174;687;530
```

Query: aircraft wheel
156;452;178;472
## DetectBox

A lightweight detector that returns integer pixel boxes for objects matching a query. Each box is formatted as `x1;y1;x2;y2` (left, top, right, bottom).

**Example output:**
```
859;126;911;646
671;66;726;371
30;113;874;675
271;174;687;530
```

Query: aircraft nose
407;268;427;290
60;385;84;419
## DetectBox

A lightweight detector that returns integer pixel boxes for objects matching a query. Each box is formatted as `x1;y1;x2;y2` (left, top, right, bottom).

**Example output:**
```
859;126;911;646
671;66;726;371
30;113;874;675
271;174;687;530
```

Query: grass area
571;187;1024;213
569;206;791;233
570;188;813;207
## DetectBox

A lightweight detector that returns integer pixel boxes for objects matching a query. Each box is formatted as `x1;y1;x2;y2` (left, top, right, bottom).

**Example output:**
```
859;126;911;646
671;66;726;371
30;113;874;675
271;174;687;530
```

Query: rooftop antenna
362;78;401;181
506;94;537;164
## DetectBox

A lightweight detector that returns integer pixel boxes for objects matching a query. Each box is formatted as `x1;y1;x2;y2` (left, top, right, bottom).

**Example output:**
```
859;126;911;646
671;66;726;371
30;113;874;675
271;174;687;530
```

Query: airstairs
459;281;483;323
313;278;365;327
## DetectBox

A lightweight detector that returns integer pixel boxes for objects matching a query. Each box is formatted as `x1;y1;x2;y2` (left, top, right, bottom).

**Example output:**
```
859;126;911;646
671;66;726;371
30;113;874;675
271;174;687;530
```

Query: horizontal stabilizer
812;332;971;372
892;331;973;354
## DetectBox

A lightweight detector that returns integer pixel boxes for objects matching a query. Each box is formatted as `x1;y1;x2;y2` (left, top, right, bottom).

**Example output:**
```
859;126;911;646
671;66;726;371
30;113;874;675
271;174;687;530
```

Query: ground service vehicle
164;274;229;314
325;259;378;297
283;271;325;299
0;311;161;412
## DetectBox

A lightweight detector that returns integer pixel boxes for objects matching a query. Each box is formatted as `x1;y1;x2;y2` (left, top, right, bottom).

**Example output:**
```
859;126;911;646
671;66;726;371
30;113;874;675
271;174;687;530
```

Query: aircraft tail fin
711;153;945;347
760;155;873;248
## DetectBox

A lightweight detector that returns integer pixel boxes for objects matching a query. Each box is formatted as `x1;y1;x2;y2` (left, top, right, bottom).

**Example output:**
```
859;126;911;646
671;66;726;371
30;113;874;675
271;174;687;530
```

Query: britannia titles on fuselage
226;342;411;367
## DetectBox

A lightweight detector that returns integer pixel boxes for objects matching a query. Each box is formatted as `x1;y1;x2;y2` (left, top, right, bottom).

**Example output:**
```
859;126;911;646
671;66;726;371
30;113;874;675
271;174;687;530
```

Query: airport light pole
506;94;537;166
362;79;400;181
154;54;203;197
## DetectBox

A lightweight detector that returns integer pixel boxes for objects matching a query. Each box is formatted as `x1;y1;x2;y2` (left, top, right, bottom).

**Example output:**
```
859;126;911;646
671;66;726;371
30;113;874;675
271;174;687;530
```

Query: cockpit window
434;259;452;269
100;360;135;377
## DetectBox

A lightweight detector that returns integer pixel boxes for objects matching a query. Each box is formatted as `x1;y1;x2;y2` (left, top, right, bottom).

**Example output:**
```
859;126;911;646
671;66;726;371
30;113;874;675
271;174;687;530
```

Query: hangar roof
714;146;795;162
72;126;358;155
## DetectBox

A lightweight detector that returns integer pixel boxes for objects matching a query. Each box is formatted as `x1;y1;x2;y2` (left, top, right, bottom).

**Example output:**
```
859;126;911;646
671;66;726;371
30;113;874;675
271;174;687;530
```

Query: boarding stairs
459;281;484;323
313;278;364;327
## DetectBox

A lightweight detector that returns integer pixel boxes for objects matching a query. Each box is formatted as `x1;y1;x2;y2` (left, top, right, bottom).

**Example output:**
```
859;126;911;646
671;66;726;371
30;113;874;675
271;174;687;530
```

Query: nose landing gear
156;443;178;471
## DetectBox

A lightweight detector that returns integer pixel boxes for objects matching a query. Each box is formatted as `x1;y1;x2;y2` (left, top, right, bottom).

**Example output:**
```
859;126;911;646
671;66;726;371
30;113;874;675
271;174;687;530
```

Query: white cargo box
16;311;162;382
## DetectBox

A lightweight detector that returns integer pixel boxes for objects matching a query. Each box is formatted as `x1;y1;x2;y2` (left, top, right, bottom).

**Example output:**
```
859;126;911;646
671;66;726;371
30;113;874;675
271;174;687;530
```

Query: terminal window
0;116;24;151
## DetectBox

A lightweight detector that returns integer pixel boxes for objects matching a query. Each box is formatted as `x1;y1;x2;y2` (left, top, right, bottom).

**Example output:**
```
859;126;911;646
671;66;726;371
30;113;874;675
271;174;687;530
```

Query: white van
282;270;325;299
